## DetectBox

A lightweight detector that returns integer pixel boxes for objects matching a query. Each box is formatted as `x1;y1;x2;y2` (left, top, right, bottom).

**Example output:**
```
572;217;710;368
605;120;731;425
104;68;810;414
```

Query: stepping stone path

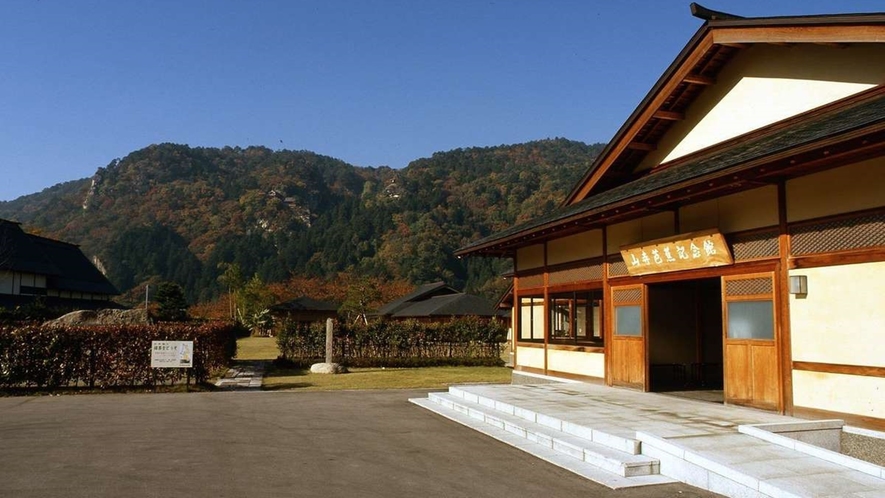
215;361;266;390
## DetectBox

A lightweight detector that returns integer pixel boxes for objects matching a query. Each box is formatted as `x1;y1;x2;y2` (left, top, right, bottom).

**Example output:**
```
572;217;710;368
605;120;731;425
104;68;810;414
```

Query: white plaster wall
680;185;779;233
786;158;885;223
517;244;545;271
607;212;676;254
516;346;545;369
638;44;884;170
793;370;885;419
547;349;605;378
790;262;885;367
0;271;13;295
547;230;604;265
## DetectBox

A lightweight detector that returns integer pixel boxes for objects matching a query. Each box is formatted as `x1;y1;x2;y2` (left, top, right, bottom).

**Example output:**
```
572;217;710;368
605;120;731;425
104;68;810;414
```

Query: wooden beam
627;141;657;152
712;25;885;45
683;73;716;85
793;361;885;379
653;110;685;121
718;42;749;49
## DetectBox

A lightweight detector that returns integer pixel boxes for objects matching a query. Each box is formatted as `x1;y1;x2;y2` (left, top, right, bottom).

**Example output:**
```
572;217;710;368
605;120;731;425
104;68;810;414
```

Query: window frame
547;290;604;346
517;295;545;343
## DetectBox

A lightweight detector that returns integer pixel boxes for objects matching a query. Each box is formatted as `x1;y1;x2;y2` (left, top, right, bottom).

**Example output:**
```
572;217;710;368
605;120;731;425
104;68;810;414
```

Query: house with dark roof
455;6;885;424
268;296;339;324
376;282;499;322
0;219;119;310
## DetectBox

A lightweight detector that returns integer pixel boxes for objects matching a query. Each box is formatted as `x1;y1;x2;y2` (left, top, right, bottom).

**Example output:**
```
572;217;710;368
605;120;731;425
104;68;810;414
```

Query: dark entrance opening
647;278;723;395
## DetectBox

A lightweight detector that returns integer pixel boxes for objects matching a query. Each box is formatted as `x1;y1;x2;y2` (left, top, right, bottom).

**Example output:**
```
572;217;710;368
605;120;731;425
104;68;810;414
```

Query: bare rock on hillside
46;308;151;326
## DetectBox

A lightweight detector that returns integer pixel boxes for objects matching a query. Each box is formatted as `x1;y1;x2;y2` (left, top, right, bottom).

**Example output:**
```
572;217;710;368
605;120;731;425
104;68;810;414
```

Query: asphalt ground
0;389;723;498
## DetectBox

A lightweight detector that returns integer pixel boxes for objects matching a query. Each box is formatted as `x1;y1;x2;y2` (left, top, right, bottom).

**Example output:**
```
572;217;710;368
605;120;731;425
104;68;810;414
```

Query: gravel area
842;431;885;467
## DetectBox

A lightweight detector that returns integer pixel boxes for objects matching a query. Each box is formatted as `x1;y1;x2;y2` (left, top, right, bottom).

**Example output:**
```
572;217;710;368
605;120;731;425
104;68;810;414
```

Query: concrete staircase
409;386;676;489
411;383;885;497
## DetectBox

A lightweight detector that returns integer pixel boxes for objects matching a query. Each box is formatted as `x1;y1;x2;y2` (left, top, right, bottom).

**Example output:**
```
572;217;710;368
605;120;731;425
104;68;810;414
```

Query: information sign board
151;340;193;368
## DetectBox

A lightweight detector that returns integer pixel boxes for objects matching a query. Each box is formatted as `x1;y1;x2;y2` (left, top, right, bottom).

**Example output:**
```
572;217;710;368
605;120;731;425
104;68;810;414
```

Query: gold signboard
620;229;733;277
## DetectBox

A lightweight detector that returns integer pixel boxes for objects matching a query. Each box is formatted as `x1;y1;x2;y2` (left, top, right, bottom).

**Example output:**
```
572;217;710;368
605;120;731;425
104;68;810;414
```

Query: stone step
409;397;676;490
448;385;641;455
638;431;885;498
426;392;660;478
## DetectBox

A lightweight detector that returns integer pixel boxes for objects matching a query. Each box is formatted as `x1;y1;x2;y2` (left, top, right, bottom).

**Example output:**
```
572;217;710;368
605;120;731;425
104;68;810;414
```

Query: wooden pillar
777;181;794;415
602;226;612;386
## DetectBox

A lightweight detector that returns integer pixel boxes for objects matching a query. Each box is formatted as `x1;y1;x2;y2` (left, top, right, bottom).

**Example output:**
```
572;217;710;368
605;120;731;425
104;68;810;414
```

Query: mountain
0;139;603;304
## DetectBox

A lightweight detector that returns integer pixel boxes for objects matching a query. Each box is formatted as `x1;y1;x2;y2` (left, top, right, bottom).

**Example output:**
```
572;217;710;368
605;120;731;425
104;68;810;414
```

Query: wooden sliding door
610;285;646;390
722;273;779;410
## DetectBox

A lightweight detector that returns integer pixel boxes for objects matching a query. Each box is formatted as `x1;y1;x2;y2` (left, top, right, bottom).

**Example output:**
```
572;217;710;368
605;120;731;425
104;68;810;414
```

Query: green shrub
0;321;238;389
276;317;507;367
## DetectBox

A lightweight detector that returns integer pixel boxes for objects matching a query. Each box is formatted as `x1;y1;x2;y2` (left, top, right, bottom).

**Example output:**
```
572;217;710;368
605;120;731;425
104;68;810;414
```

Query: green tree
339;276;382;325
238;274;274;335
217;262;245;320
155;281;189;322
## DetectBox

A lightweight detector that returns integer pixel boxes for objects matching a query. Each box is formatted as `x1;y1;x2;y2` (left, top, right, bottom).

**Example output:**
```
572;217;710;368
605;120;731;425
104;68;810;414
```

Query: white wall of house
790;261;885;419
547;349;605;379
680;185;779;234
547;230;604;266
786;157;885;222
638;44;884;170
516;244;545;271
516;346;545;370
606;212;676;255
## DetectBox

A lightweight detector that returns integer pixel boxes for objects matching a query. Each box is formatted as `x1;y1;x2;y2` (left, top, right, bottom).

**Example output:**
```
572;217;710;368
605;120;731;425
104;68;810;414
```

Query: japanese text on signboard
151;341;193;368
620;230;733;277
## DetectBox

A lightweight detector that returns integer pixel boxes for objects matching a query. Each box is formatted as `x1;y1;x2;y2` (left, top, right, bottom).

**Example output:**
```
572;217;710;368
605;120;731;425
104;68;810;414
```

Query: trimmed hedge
0;322;238;389
276;317;507;367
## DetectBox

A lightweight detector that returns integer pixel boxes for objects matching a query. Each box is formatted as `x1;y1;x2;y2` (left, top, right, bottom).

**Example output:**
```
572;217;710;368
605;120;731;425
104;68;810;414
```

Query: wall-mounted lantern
789;275;808;296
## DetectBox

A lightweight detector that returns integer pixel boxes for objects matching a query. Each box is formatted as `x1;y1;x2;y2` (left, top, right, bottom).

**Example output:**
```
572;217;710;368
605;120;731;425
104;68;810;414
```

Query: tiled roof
0;220;60;276
391;293;497;318
376;281;458;316
30;236;119;295
270;296;339;312
0;219;118;296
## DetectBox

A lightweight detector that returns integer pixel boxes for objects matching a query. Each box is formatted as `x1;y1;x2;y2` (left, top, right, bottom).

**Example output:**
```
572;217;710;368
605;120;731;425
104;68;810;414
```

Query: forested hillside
0;139;603;304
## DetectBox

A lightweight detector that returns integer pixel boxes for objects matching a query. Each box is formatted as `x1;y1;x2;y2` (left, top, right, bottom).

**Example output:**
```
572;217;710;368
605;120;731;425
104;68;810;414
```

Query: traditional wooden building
456;7;885;425
268;296;339;325
0;219;119;310
376;282;499;323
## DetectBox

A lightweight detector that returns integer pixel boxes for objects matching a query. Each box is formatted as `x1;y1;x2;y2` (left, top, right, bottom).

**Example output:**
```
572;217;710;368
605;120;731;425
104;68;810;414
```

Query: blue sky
1;0;880;201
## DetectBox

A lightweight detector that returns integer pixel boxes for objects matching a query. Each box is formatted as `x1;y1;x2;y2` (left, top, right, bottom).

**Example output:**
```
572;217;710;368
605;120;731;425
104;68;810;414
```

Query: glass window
518;297;544;341
548;291;603;345
614;305;642;337
727;301;774;340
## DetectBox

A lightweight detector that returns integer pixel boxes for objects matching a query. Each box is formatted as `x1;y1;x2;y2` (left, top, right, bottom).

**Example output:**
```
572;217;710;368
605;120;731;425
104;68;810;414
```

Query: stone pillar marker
310;318;346;374
325;318;333;364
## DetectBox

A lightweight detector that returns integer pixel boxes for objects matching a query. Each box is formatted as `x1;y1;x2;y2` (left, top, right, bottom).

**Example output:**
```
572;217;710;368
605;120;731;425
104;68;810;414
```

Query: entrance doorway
647;278;723;397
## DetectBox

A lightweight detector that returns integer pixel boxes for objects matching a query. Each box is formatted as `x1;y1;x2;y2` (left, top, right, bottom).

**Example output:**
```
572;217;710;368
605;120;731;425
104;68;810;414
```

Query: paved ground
0;389;723;498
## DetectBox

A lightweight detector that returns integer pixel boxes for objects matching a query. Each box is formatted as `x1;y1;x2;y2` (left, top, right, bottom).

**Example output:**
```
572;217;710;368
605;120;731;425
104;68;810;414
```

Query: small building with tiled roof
269;296;339;324
456;5;885;425
376;281;499;322
0;219;119;310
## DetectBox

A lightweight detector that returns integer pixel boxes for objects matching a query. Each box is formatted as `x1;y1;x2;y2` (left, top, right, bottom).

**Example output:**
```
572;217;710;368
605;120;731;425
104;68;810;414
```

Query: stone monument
310;318;346;374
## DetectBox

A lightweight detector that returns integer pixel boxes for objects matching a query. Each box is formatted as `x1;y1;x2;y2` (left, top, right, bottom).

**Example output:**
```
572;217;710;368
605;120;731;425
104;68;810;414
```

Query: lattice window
613;288;642;304
729;229;780;261
790;212;885;256
725;277;772;298
548;264;603;285
518;273;544;289
608;257;629;277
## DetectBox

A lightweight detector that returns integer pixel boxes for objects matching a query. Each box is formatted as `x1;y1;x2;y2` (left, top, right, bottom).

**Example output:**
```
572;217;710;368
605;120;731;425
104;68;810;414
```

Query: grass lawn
263;366;512;391
235;336;280;361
